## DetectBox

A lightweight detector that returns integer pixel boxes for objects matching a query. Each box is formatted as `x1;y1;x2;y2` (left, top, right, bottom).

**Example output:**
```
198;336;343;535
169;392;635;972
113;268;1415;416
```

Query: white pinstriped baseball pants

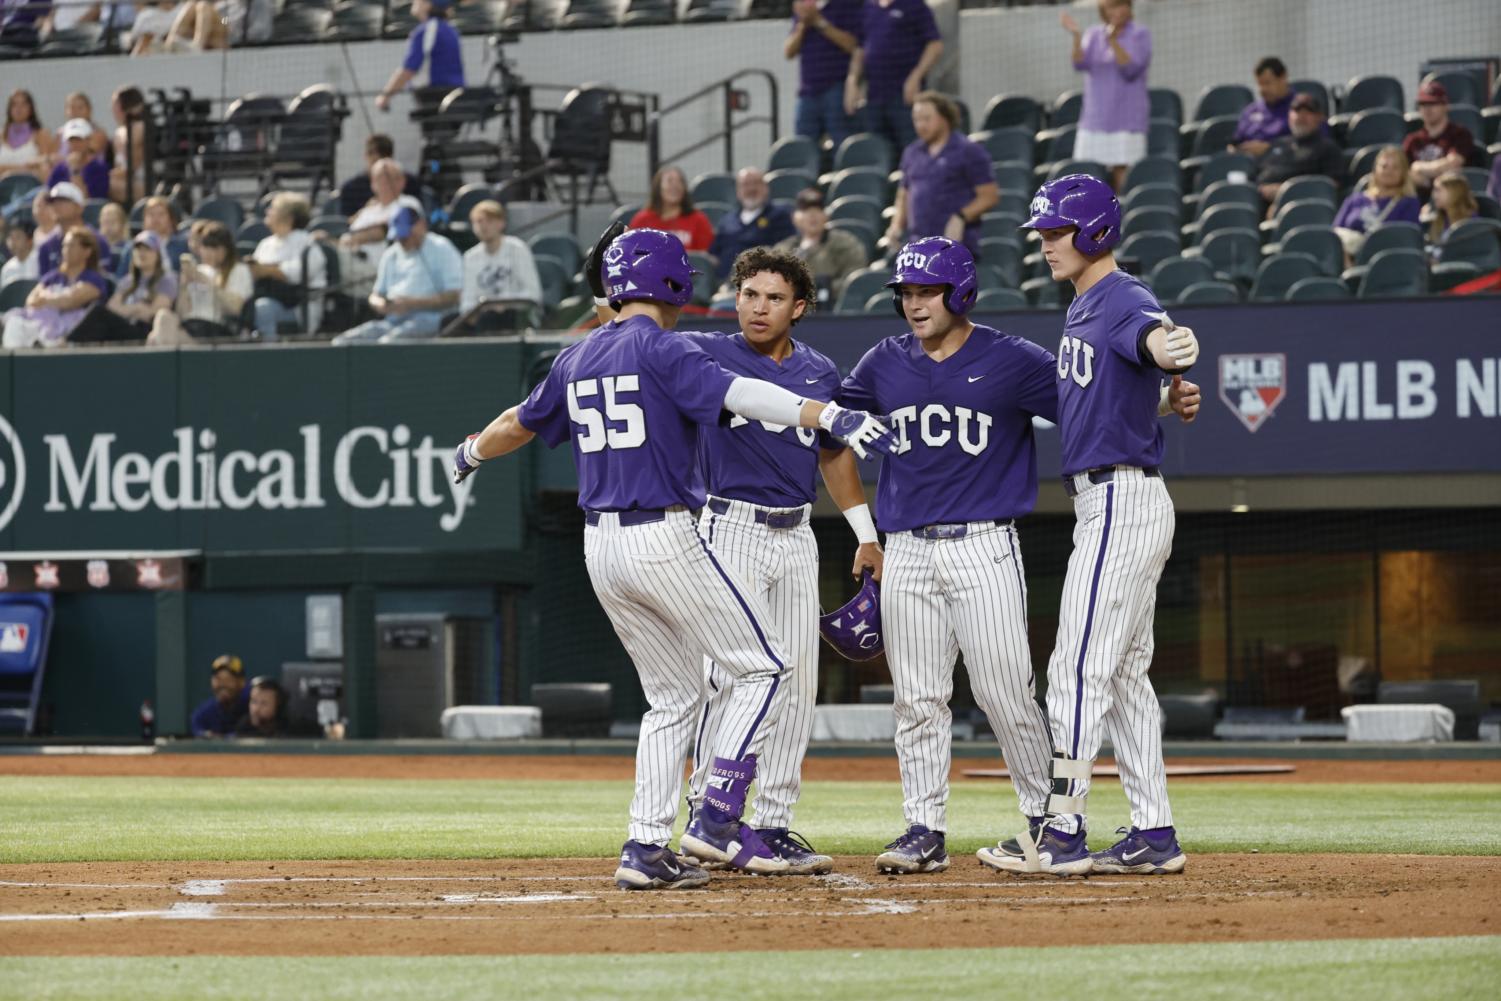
584;509;790;846
686;497;820;831
1045;468;1176;835
883;522;1054;833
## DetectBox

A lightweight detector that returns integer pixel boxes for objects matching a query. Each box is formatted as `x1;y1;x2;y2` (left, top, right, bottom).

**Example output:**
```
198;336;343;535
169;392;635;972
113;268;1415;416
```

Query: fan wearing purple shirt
677;247;883;877
843;0;943;153
981;174;1201;879
1062;0;1152;192
786;0;864;150
451;225;896;892
1232;56;1293;159
886;91;999;261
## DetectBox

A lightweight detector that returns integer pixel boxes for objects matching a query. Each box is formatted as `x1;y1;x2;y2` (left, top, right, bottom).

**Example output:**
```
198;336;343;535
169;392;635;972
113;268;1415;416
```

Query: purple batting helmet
818;571;883;661
884;236;978;318
600;228;697;308
1021;173;1122;255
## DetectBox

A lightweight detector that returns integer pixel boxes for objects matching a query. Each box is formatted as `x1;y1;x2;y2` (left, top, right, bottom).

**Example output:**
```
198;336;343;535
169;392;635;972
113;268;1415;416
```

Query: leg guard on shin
1010;753;1091;872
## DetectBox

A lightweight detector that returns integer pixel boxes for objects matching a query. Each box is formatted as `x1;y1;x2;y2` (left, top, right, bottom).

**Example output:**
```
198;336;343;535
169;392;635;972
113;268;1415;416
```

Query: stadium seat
1266;200;1336;243
767;135;819;176
1422;71;1483;109
1474;193;1499;222
980;212;1024;242
981;94;1044;134
1280;225;1344;276
1149;87;1184;125
1444;106;1485;148
1345;144;1386;187
620;0;676;26
827;195;883;233
192;195;245;233
1046;159;1109;185
682;0;740;22
1185;115;1242;157
971;128;1034;167
836;265;893;314
1034;123;1076;164
1190;151;1255;194
1192;84;1254;122
826;218;877;258
1434;218;1501;271
1345;108;1407;149
0;278;36;311
1342;74;1404;114
237;219;271;245
1188;228;1261;285
1122;206;1180;240
0;174;39;213
1049;90;1083;128
609;203;641;228
833;133;894;175
765;169;815;203
1120;182;1181;217
330;3;382;40
1249;252;1321;301
825;166;890;204
447;184;499;230
1123;156;1182;192
1196;180;1263;218
687;252;716;305
690;172;736;207
560;0;618;30
1356;222;1424;265
1284;276;1351;301
1021;275;1060;307
1272;175;1339;212
1431;260;1483;292
1355;247;1428;298
273;6;332;41
861;290;893;314
977;240;1022;286
992;164;1034;196
82;198;107;228
1147;256;1215;304
1116;231;1181;277
972;287;1028;311
1177;280;1240;303
310;214;348;238
529;233;584;276
1148;118;1180;157
1460;166;1493;200
534;255;571;309
37;22;103;55
1190;203;1260;246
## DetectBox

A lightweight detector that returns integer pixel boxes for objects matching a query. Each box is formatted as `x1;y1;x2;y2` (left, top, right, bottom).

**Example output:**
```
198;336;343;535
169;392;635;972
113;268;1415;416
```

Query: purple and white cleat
978;824;1093;876
614;839;710;891
679;755;790;875
875;824;948;874
756;828;834;875
1089;826;1187;875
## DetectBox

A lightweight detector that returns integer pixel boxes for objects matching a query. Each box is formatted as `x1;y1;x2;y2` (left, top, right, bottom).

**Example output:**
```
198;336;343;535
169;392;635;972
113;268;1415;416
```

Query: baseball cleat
756;828;834;875
977;824;1093;876
681;811;791;875
875;824;949;874
614;839;710;891
1089;826;1187;875
676;846;730;871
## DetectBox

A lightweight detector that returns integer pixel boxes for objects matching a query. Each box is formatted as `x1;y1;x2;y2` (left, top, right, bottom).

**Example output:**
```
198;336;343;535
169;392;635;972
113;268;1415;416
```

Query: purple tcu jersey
1055;270;1168;476
838;324;1058;532
517;315;737;510
685;332;842;508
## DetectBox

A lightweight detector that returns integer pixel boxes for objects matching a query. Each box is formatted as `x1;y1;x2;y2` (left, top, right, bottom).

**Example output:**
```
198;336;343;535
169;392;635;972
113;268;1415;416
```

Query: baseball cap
133;230;165;253
794;188;826;210
47;181;85;206
385;196;426;241
1416;80;1449;105
1289;93;1324;114
211;653;245;677
59;118;94;142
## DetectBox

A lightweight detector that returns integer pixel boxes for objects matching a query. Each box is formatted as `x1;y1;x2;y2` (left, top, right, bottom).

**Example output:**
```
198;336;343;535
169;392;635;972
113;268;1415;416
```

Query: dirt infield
1;855;1496;956
6;752;1499;783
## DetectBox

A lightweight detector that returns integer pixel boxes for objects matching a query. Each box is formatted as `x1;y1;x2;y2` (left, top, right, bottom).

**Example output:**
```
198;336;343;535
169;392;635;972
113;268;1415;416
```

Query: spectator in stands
332;200;462;344
1;227;108;348
248;191;326;339
1255;93;1345;209
628;166;714;253
190;653;249;738
98;201;130;264
150;221;254;344
128;0;181;55
786;0;862;152
29;187;57;248
1404;80;1476;195
75;231;178;342
375;0;465;113
235;676;286;739
1;219;38;286
37;182;115;275
843;0;942;152
1063;0;1151;192
1232;56;1292;159
709;167;795;280
337;134;422;218
0;0;49;49
1423;171;1478;263
125;196;189;276
108;85;148;204
774;187;867;302
335;158;416;289
0;89;56;181
1332;146;1421;264
884;90;997;260
59;92;109;162
47;118;110;200
167;0;272;50
459;199;543;328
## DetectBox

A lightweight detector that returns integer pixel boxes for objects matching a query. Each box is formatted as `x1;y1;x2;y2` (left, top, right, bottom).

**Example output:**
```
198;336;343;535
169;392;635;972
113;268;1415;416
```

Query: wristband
464;437;488;465
843;503;878;545
816;401;842;431
593;296;611;307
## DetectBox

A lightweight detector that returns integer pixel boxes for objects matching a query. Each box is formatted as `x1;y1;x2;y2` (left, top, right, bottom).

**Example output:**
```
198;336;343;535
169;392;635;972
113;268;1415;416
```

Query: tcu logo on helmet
1030;195;1053;217
894;250;930;271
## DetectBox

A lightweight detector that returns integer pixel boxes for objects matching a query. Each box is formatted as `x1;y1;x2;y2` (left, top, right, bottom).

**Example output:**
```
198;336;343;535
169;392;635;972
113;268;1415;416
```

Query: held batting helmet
1020;173;1122;255
600;228;698;308
884;236;978;318
818;571;883;661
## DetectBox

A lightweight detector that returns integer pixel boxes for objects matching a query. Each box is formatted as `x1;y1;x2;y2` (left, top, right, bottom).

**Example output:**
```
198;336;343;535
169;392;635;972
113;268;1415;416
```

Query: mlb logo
136;559;164;589
0;623;28;653
1219;353;1287;432
87;560;110;589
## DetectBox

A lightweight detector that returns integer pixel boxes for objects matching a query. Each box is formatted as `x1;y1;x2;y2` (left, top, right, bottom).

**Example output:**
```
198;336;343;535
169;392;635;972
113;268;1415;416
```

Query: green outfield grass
1;937;1498;1001
2;776;1499;862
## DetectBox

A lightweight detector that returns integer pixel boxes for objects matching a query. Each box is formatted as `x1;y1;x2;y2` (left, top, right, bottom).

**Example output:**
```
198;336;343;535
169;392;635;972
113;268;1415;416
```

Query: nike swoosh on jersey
967;375;985;383
805;378;820;384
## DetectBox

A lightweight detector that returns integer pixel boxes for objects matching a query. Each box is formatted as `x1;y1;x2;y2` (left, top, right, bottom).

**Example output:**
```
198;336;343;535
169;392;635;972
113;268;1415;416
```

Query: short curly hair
728;247;818;322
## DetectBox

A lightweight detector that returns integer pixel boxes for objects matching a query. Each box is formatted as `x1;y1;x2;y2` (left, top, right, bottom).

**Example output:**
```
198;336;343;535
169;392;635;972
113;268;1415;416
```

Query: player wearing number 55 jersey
981;173;1203;878
451;226;897;891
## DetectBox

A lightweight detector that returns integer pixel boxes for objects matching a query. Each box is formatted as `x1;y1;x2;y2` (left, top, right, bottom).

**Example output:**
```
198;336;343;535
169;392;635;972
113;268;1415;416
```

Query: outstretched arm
453;406;536;482
722;377;896;459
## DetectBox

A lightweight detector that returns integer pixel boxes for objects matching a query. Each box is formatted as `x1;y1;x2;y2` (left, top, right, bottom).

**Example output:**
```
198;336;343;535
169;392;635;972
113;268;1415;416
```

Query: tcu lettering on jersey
727;414;818;448
1057;335;1095;387
887;404;993;455
568;375;647;453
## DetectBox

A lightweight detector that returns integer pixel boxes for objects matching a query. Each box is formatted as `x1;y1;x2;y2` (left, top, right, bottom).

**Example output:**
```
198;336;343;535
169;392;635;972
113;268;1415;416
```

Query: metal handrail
650;69;780;176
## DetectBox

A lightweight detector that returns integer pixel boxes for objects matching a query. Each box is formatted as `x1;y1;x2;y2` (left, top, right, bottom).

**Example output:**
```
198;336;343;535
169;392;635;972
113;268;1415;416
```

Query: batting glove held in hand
453;434;485;484
1165;326;1199;369
818;402;898;460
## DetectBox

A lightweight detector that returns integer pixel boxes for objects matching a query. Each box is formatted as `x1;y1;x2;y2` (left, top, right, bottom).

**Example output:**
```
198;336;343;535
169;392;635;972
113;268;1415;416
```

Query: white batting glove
818;403;898;460
453;434;485;484
1165;326;1199;369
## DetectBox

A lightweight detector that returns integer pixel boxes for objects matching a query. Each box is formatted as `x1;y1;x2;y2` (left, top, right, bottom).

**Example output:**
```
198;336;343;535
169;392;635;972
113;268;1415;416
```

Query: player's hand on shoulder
1165;325;1198;369
819;403;898;460
452;433;485;484
853;542;884;582
585;220;629;301
1168;374;1200;424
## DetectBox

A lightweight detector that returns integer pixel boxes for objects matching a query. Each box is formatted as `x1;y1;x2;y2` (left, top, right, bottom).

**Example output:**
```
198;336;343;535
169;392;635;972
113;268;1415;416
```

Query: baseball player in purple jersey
676;247;883;876
980;174;1202;877
452;225;897;890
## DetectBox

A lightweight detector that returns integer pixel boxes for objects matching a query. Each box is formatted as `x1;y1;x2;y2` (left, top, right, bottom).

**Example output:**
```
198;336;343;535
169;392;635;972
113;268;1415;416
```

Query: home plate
962;764;1296;779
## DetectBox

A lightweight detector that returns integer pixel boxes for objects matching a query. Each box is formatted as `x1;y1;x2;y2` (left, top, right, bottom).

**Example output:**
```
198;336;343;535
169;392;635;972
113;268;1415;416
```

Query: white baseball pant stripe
687;497;820;830
883;522;1054;833
584;509;789;846
1045;468;1176;835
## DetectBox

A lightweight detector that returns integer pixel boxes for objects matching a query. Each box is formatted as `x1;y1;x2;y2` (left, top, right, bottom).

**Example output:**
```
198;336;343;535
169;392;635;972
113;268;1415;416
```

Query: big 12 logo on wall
1219;353;1287;432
